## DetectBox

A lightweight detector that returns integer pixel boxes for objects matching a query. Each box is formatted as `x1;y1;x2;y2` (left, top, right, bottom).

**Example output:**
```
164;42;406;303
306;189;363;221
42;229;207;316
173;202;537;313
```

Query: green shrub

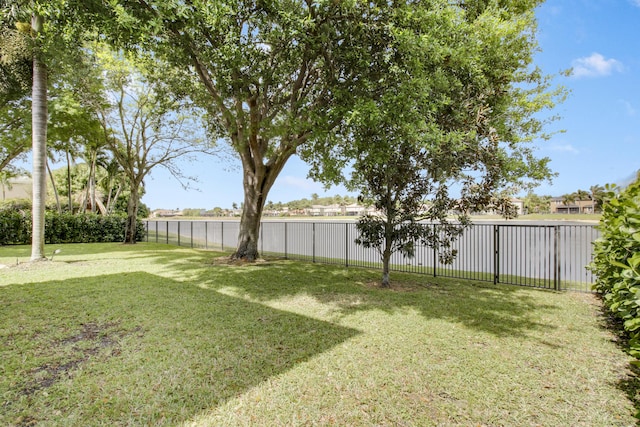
0;210;31;245
0;211;146;245
0;198;32;212
591;172;640;361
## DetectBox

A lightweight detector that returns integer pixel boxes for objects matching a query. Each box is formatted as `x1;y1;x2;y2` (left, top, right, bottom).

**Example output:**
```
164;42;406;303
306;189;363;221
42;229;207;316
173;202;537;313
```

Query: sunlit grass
0;243;635;426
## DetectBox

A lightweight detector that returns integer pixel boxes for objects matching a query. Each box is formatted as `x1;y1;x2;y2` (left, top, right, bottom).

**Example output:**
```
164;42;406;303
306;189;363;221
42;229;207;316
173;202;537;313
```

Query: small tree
319;1;560;287
354;142;472;287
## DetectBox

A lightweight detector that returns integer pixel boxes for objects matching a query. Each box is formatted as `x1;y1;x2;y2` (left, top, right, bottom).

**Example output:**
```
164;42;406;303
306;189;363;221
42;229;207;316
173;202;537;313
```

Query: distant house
305;203;377;217
462;198;525;216
151;209;183;218
550;197;594;214
307;204;330;216
344;203;365;216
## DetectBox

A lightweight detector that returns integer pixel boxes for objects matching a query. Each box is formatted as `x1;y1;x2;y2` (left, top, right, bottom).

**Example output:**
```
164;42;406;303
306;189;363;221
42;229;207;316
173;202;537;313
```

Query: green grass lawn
0;243;636;426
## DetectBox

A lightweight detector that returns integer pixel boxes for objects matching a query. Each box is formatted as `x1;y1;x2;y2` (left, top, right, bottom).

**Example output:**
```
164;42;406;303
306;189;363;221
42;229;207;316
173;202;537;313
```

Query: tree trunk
124;184;139;244
66;149;73;212
232;167;280;260
89;158;96;213
30;14;47;261
47;160;61;213
382;217;395;288
381;248;392;288
232;177;268;260
381;234;392;288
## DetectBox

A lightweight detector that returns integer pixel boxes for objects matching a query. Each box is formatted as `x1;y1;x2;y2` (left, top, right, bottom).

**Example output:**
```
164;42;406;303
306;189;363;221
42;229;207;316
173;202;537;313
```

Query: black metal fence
144;220;600;292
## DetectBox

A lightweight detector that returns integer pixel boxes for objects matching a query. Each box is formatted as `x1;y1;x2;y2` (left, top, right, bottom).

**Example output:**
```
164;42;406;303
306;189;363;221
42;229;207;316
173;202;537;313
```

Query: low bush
0;211;145;245
591;172;640;360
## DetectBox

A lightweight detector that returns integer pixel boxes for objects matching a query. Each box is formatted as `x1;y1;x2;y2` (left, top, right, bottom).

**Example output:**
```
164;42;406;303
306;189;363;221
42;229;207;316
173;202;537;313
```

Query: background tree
47;76;106;213
589;184;605;213
575;189;590;201
94;48;216;243
48;162;129;215
316;0;560;287
522;192;551;214
561;192;576;207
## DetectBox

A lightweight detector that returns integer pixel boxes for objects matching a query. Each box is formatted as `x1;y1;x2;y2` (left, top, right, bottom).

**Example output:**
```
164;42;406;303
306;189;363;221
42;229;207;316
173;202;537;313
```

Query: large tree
310;1;562;286
84;0;385;260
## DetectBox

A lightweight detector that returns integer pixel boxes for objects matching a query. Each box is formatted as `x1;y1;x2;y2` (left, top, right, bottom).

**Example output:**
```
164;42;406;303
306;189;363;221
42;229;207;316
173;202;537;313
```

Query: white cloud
571;53;623;78
632;0;640;8
620;99;637;116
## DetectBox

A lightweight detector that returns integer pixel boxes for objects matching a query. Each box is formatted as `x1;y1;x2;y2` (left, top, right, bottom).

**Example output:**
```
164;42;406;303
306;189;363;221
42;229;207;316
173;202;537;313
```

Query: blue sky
141;0;640;210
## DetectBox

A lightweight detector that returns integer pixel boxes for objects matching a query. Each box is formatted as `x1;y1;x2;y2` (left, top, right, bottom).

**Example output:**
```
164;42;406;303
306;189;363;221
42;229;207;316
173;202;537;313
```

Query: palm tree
78;138;109;213
589;185;605;213
30;13;47;260
575;189;591;213
561;193;576;206
575;189;590;201
99;157;126;214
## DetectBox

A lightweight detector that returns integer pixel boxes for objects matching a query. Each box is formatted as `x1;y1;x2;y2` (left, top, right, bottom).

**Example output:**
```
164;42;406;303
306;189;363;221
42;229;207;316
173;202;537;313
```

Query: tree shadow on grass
2;243;562;339
139;248;561;339
0;272;359;426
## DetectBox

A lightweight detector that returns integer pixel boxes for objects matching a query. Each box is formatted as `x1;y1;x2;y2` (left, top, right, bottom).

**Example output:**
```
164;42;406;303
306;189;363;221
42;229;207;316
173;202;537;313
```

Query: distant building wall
2;176;32;201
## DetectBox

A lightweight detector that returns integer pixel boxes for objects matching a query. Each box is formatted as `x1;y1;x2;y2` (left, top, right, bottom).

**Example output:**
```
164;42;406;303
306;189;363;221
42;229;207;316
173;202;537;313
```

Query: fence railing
144;220;600;292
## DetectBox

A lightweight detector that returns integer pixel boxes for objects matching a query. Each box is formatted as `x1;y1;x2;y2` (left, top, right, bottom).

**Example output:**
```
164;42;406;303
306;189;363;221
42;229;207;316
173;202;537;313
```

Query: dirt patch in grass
209;256;273;267
363;280;441;292
2;260;56;271
19;322;143;397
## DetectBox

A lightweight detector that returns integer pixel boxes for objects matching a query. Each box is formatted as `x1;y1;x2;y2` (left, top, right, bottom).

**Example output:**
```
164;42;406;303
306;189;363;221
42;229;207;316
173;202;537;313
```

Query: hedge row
591;174;640;361
0;211;145;245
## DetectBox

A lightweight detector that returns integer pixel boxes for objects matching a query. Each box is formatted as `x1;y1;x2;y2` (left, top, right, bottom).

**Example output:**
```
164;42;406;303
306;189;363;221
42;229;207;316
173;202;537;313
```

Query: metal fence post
190;222;194;248
155;221;158;243
261;223;264;256
284;222;288;259
312;222;316;263
433;228;437;277
345;223;349;267
494;225;499;284
177;221;181;246
166;221;169;244
205;221;208;249
221;222;224;251
554;226;560;291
